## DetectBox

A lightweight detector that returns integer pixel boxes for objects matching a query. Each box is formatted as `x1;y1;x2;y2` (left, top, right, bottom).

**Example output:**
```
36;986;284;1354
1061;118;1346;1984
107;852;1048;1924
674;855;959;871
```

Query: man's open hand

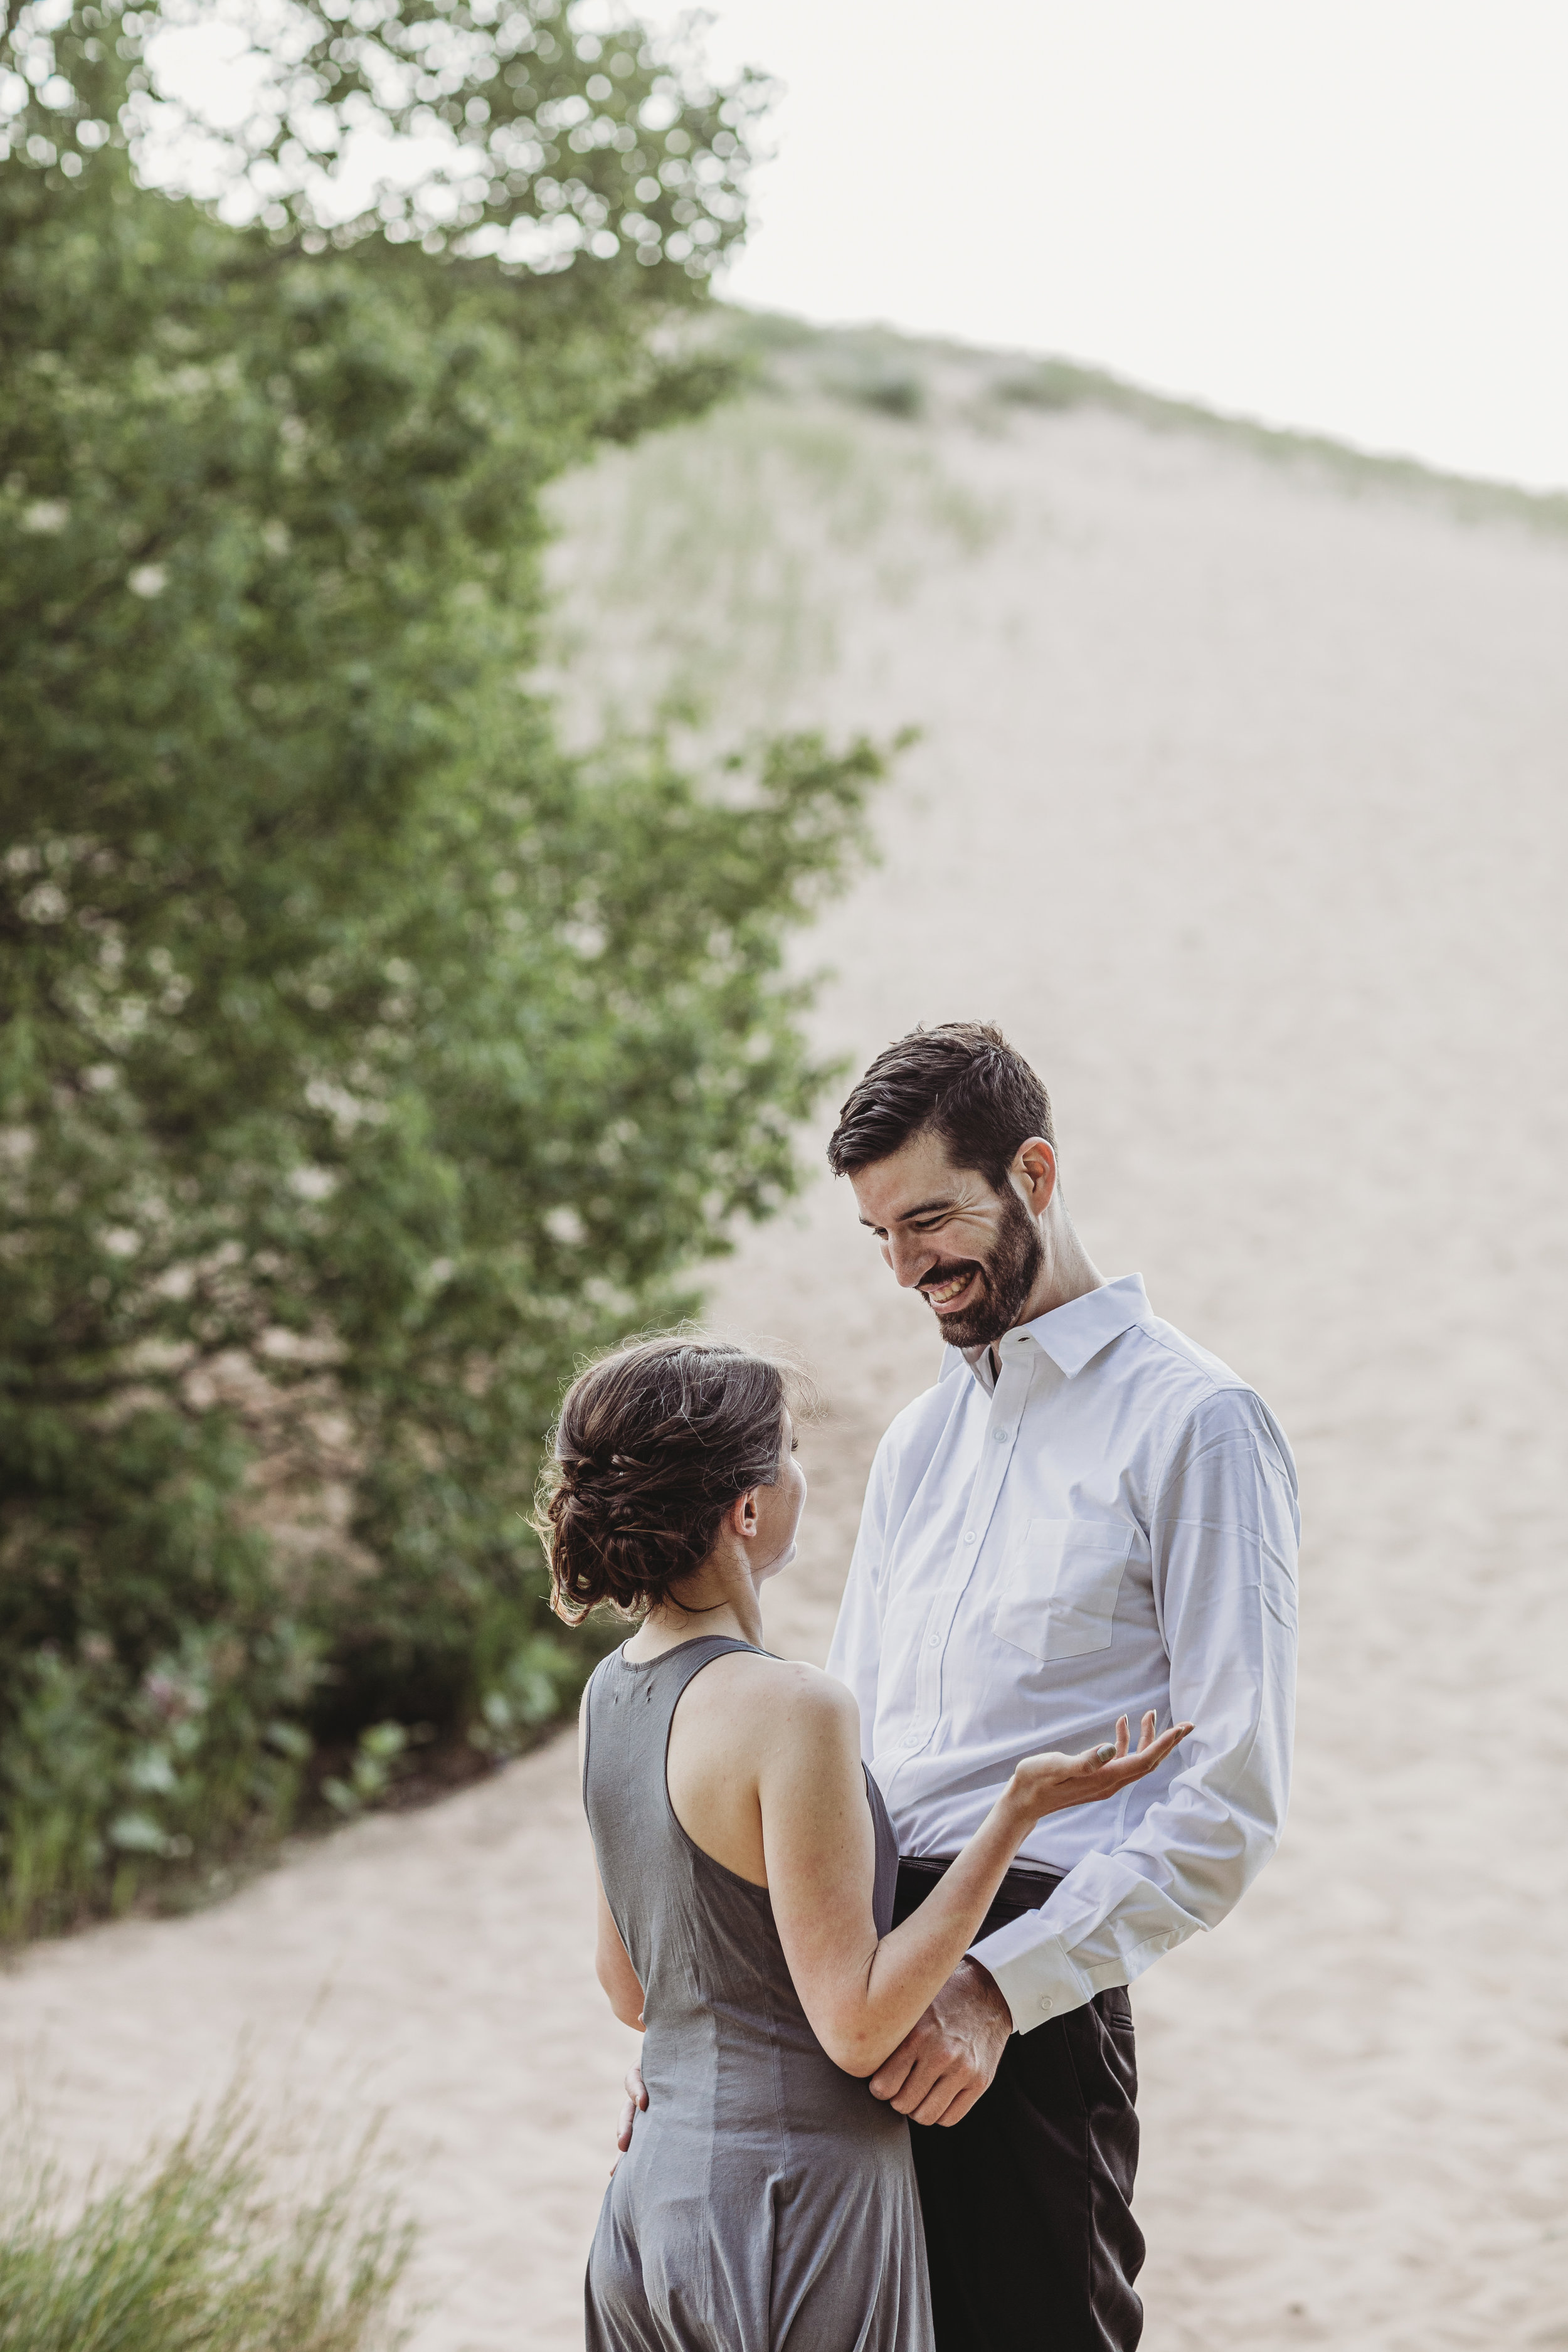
866;1956;1012;2127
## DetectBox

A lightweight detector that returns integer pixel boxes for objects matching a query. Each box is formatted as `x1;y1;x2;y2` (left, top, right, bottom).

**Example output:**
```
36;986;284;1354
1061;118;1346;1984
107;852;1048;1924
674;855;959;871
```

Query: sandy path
4;392;1567;2349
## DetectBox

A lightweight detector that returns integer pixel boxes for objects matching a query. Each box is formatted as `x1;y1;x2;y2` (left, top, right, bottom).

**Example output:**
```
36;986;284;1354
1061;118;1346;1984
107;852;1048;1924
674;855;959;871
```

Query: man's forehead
850;1133;988;1224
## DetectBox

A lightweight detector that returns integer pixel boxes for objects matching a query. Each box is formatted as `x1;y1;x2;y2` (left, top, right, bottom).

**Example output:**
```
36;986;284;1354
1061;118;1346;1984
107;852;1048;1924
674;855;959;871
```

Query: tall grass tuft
0;2100;413;2352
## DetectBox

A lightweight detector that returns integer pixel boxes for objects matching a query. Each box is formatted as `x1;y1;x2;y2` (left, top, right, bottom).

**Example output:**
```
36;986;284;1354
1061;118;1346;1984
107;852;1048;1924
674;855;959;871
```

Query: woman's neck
624;1563;763;1659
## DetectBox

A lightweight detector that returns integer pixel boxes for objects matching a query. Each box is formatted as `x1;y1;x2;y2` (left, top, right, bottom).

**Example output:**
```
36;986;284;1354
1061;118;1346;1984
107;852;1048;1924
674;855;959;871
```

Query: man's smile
920;1266;982;1312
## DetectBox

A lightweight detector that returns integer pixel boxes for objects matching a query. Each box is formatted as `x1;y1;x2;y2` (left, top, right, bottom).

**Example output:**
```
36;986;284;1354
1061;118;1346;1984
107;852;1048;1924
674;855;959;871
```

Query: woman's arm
761;1677;1187;2077
595;1870;647;2030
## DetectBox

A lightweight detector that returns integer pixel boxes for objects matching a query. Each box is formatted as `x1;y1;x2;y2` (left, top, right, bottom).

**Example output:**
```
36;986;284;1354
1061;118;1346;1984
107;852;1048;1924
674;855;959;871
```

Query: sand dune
4;370;1567;2349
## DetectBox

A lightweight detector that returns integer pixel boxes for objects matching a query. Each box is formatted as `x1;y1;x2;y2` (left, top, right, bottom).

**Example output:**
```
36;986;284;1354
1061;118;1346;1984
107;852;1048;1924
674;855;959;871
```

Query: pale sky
653;0;1568;491
144;1;1568;491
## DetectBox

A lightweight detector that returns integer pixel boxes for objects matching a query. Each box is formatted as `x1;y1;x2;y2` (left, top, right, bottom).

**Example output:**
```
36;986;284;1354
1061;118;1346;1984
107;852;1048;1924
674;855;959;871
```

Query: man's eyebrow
857;1195;957;1228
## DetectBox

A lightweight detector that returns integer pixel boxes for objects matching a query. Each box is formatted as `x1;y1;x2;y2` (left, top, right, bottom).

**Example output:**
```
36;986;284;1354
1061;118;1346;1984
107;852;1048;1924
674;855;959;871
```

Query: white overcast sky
649;0;1568;490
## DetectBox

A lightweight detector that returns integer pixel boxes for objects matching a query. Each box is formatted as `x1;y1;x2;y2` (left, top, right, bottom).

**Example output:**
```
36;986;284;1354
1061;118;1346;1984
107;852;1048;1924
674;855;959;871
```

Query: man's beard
917;1186;1044;1349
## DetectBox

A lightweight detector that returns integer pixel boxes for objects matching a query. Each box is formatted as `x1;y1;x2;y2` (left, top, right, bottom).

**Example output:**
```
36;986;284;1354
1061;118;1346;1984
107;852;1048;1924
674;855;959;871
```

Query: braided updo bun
539;1335;801;1624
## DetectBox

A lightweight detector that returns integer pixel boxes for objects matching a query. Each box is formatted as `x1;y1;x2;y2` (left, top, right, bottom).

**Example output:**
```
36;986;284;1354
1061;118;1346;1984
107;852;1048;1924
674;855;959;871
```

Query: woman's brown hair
538;1335;799;1624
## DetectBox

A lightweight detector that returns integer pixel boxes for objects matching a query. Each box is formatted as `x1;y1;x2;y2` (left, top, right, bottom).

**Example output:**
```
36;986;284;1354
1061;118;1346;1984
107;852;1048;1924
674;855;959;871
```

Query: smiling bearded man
823;1020;1300;2352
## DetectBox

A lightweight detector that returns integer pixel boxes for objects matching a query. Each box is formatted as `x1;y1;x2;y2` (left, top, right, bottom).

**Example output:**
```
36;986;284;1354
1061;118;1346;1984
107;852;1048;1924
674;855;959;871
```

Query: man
822;1020;1298;2350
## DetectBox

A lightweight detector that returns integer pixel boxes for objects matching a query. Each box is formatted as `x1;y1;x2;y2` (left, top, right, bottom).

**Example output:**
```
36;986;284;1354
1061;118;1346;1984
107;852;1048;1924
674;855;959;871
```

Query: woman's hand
612;2062;649;2173
1007;1711;1192;1822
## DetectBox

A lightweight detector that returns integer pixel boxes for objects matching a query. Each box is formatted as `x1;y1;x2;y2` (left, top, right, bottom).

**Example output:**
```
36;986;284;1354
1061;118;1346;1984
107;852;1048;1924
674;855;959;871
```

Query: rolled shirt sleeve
971;1391;1300;2029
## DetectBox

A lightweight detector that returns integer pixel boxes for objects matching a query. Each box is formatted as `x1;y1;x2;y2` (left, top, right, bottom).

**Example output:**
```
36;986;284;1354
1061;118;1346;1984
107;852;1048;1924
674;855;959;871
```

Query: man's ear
1014;1138;1057;1214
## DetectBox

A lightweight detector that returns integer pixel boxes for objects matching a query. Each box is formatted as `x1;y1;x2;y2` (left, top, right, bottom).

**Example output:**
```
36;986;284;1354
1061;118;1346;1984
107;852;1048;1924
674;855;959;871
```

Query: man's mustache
917;1258;987;1295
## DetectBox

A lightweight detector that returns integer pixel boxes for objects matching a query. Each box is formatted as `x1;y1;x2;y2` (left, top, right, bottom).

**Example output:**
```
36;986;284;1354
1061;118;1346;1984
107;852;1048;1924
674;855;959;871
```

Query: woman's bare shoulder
679;1651;859;1739
697;1651;853;1701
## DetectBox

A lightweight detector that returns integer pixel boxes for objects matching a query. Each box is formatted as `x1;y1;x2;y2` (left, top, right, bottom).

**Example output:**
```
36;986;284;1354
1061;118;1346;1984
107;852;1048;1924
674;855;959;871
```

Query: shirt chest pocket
992;1518;1135;1663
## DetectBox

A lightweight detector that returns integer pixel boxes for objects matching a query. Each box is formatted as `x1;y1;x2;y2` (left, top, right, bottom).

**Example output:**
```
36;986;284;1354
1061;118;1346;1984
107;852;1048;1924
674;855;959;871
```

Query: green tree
0;1;880;1935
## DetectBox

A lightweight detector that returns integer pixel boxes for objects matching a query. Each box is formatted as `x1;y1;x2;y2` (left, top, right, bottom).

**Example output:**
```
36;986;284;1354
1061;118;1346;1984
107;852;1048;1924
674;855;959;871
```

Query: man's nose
884;1233;932;1290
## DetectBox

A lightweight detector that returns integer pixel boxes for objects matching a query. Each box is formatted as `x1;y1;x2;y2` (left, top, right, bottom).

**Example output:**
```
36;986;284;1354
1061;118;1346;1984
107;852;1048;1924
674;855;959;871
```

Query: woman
543;1336;1189;2352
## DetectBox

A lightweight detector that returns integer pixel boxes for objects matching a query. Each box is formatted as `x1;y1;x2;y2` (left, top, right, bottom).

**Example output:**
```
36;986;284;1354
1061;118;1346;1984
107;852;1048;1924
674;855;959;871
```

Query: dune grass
543;391;1000;741
0;2101;413;2352
721;305;1568;538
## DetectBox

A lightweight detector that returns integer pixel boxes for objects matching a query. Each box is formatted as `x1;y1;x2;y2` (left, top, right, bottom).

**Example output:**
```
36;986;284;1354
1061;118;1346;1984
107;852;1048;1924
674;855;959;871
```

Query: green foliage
3;0;768;292
466;1626;579;1762
0;1629;317;1941
321;1722;408;1818
824;355;928;421
0;2102;410;2351
992;359;1098;412
0;4;881;1935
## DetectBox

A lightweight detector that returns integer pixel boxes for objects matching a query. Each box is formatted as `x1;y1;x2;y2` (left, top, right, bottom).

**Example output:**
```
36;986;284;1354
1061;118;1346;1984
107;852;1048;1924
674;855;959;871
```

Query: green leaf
107;1811;171;1855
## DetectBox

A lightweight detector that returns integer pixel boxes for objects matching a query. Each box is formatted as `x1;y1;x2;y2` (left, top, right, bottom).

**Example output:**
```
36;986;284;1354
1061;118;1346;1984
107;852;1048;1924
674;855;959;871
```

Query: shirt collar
954;1273;1152;1391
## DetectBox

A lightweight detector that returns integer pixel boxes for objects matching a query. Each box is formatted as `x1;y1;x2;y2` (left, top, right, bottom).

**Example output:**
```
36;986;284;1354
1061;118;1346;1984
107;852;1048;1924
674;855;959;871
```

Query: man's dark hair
825;1022;1054;1190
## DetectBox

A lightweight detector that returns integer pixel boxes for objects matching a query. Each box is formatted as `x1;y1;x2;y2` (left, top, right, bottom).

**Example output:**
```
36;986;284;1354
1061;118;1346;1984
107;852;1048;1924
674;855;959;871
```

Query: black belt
898;1852;1063;1925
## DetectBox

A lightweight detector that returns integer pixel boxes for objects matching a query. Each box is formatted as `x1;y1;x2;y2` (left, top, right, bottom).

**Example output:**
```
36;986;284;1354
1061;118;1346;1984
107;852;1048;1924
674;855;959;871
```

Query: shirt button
1038;1997;1053;2014
928;1634;940;1648
963;1530;976;1544
993;1428;1009;1443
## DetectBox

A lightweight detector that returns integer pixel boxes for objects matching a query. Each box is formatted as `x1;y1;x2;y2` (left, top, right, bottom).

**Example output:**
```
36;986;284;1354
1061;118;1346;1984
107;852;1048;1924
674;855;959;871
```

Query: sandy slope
4;386;1567;2351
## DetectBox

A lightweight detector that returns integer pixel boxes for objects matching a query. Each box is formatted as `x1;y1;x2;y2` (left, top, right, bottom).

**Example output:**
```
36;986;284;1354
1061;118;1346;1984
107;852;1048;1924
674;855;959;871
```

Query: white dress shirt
825;1274;1299;2032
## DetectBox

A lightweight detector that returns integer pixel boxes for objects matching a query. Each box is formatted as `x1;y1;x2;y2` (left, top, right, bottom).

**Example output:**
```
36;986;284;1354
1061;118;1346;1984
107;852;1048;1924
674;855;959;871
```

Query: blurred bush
990;359;1099;411
0;3;883;1936
812;331;929;421
0;2098;410;2350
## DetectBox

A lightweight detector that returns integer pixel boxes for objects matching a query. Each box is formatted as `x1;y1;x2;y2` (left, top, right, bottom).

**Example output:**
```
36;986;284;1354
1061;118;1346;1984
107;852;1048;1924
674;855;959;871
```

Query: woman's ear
728;1486;761;1540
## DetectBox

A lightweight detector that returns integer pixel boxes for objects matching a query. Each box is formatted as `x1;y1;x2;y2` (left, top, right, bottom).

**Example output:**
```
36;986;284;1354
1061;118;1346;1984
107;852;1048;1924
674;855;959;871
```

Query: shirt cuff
968;1920;1094;2034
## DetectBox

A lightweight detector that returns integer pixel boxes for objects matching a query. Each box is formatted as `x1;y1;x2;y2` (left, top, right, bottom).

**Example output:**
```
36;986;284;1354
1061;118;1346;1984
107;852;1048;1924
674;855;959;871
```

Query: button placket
914;1345;1037;1726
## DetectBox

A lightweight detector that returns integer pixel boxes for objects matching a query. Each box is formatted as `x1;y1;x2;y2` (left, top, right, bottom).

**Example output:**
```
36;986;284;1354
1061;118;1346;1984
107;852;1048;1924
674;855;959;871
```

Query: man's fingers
903;2079;973;2136
877;2038;958;2116
886;2053;946;2116
867;2040;919;2104
906;2078;965;2127
932;2079;985;2128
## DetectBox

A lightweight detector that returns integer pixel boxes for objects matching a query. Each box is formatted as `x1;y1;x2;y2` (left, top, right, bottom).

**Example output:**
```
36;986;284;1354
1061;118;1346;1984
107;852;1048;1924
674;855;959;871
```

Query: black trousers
893;1858;1145;2352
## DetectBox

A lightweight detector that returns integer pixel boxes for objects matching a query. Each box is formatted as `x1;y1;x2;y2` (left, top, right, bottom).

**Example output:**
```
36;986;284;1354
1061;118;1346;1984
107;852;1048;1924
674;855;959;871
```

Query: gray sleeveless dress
582;1634;933;2352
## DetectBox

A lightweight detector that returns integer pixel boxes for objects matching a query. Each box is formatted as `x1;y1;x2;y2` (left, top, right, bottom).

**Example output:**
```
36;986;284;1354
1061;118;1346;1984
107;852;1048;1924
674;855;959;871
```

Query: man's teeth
925;1273;970;1305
